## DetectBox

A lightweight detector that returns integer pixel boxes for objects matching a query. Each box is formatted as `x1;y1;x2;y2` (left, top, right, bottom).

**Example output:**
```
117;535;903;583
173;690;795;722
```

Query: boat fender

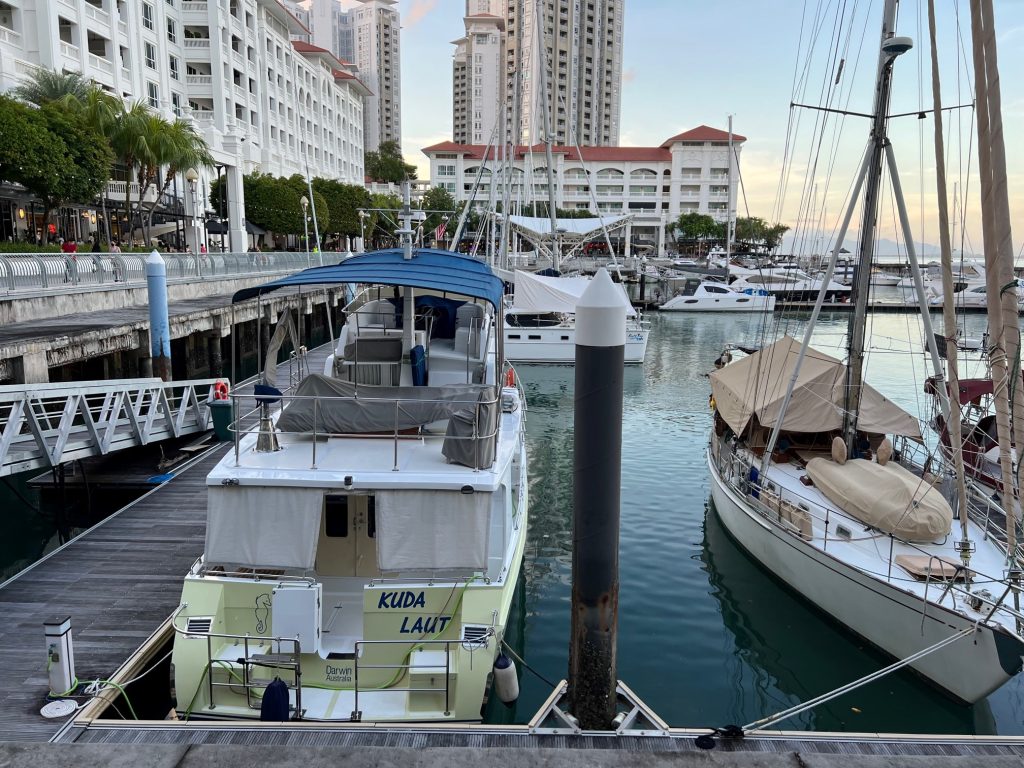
260;677;290;721
213;380;230;400
492;653;519;705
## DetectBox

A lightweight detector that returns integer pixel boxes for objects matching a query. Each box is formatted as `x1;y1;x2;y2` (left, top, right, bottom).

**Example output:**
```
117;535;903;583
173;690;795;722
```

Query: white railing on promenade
0;251;327;296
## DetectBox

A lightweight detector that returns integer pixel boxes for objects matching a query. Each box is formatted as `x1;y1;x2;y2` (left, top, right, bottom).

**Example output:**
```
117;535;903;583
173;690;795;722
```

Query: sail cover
710;335;922;437
511;270;637;316
806;458;952;541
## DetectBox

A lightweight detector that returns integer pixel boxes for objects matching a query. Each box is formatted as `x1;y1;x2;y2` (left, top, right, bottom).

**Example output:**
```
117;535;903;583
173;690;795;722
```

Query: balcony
60;41;79;63
183;38;211;49
88;52;113;75
181;1;209;13
84;4;110;26
0;27;21;46
105;180;158;204
186;74;213;86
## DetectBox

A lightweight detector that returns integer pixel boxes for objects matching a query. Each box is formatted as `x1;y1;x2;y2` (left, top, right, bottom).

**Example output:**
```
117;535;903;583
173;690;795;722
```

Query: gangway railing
0;251;322;295
0;377;222;477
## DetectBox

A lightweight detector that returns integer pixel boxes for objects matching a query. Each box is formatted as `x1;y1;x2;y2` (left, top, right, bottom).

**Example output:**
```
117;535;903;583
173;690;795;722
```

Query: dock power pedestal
44;617;76;695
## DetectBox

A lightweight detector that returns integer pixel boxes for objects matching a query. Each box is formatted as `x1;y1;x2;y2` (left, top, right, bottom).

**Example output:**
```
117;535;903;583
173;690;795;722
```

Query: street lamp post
300;196;310;268
441;214;449;250
358;209;367;253
185;168;200;277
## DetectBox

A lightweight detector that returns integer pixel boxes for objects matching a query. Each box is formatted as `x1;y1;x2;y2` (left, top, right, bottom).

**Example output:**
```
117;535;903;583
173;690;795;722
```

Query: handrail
0;251;322;295
229;386;502;471
352;638;468;721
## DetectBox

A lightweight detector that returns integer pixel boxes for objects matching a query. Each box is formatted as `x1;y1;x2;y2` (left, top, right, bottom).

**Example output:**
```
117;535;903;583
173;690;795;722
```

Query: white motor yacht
170;247;529;723
504;270;649;363
660;278;775;313
728;266;850;302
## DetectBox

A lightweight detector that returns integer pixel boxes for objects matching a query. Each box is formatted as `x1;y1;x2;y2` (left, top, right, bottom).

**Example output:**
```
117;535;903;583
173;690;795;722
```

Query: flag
434;221;447;243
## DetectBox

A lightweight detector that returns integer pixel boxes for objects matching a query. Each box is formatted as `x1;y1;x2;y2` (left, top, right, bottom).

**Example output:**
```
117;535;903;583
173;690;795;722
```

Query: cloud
405;0;437;29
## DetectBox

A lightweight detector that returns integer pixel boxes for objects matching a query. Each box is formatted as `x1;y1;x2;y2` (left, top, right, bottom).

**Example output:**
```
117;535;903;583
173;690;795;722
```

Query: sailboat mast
843;0;902;452
725;115;734;276
535;0;560;270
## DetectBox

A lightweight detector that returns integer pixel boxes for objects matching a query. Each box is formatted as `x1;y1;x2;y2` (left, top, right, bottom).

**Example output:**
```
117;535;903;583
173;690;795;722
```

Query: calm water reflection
497;308;1024;734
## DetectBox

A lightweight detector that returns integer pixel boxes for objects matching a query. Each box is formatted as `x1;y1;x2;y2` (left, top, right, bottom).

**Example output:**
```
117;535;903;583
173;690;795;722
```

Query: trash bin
207;399;233;441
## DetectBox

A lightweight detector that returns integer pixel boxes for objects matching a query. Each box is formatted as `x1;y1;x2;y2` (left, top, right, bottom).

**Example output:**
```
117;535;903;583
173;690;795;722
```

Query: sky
364;0;1023;255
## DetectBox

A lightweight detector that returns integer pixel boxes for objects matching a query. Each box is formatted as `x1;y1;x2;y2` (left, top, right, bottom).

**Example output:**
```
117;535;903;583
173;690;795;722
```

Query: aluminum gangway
0;377;223;477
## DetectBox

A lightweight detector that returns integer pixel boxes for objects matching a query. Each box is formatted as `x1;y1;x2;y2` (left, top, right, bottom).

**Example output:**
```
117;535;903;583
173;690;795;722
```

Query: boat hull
504;326;648;363
708;448;1022;703
660;295;775;313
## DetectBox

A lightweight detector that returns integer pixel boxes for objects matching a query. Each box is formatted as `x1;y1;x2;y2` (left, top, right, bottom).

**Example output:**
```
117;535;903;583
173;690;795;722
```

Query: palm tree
11;69;91;108
107;102;164;244
142;119;214;241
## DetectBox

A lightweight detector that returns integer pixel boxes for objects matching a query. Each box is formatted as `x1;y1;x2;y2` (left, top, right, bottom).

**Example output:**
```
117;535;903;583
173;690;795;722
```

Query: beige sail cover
709;336;922;438
806;458;952;541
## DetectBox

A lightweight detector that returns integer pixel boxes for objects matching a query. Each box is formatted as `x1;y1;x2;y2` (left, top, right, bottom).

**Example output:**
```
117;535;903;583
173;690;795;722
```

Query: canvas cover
806;458;953;542
511;270;637;317
506;214;630;238
275;374;495;435
375;490;490;571
709;336;922;438
205;486;322;569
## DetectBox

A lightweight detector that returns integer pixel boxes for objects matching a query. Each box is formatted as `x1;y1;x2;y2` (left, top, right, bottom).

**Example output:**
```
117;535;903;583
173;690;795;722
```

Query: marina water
5;308;1024;733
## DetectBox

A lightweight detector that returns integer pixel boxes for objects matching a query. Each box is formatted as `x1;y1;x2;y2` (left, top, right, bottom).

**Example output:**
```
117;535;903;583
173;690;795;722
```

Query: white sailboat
707;0;1024;704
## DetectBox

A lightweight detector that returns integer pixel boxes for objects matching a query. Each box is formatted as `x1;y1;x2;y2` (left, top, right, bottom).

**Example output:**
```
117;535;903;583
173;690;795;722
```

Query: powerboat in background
660;278;775;313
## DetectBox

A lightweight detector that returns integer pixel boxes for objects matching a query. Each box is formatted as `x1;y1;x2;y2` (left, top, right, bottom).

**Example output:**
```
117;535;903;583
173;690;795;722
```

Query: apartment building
0;0;368;249
424;126;745;252
351;0;400;151
452;1;504;146
502;0;623;147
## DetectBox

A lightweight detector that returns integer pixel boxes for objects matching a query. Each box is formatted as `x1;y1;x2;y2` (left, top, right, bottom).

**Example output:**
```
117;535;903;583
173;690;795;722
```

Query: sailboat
706;0;1024;704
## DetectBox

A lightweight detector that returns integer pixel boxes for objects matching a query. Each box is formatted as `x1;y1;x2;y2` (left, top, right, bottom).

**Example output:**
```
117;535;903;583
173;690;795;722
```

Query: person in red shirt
60;238;77;254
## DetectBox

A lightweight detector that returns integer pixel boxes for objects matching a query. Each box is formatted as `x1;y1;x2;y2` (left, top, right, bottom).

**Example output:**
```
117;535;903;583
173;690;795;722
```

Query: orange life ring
213;381;229;400
504;368;515;388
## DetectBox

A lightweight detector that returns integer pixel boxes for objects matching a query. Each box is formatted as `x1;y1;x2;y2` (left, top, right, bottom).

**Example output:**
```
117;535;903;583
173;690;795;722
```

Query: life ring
213;381;229;400
504;368;515;388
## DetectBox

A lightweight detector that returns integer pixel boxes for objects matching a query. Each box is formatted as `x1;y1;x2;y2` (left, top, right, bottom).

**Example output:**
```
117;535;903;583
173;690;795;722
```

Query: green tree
312;178;371;240
285;175;330;239
0;98;112;243
364;140;416;183
672;212;721;242
733;216;790;253
366;192;402;249
10;69;91;109
419;185;456;240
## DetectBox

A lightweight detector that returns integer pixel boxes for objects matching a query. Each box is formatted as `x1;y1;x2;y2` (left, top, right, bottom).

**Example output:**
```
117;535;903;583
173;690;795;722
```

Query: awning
205;220;265;235
232;248;505;308
511;269;636;317
710;335;922;438
506;214;631;239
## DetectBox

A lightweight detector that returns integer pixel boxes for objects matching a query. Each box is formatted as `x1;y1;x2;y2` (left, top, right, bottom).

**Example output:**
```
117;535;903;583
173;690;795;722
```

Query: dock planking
0;345;332;743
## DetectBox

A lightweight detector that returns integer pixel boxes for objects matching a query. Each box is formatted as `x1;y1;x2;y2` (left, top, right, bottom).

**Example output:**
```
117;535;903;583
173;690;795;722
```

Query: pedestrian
91;234;102;253
110;241;121;254
60;238;77;254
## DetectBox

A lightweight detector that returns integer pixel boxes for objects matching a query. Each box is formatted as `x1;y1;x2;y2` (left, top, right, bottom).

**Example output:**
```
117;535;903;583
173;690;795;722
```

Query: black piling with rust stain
569;342;624;729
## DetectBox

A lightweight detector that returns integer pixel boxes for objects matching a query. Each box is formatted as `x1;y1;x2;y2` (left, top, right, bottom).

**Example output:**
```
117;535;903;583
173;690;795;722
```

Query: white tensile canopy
511;270;637;317
506;214;631;239
709;335;922;438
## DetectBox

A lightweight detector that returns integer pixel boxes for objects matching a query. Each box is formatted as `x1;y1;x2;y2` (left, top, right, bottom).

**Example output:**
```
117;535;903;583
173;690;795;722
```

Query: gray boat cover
441;387;498;469
276;374;496;437
806;457;953;542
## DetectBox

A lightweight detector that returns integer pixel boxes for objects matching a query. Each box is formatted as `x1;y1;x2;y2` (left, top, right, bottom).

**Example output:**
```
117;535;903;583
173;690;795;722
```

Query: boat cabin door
317;494;379;578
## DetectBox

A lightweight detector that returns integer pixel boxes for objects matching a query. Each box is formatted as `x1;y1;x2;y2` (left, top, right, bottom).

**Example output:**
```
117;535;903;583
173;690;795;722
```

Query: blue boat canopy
232;248;505;309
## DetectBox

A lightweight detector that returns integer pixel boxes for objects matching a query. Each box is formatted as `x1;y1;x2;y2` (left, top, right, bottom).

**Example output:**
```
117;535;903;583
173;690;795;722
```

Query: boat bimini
660;278;775;313
170;247;528;723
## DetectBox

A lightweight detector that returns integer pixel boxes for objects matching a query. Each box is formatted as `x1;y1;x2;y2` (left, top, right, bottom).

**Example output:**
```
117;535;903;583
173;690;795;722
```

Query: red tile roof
292;40;346;70
660;125;746;147
422;141;673;163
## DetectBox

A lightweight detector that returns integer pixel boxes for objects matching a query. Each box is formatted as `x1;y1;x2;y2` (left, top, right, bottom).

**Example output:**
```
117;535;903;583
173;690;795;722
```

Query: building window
145;42;156;69
437;164;455;177
169;55;179;80
147;81;159;108
166;19;176;44
142;3;153;30
171;92;182;115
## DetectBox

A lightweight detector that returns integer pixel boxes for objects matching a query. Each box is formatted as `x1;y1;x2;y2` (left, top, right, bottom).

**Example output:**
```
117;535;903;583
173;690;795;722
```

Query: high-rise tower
452;1;504;145
353;0;402;151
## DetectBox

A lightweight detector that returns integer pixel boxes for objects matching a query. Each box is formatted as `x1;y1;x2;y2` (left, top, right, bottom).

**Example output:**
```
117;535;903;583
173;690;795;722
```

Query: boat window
325;495;349;538
529;334;541;340
705;285;729;294
561;335;569;340
508;334;521;339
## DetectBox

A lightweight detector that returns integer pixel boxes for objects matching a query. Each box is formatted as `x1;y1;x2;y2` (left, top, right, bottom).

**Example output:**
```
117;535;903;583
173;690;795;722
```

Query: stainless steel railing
0;251;319;294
